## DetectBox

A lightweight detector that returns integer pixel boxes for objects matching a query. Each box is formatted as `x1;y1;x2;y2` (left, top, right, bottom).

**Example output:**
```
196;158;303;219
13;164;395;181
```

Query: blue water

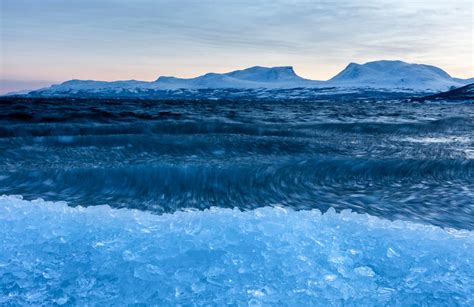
0;97;473;304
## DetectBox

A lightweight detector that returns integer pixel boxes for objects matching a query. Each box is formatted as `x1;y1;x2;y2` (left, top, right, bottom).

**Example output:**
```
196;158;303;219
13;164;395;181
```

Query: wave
1;115;473;139
1;155;473;229
0;195;472;305
309;116;474;134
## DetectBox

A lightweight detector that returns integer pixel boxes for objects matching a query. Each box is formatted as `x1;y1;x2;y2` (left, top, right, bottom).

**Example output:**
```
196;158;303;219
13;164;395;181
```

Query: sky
0;0;473;93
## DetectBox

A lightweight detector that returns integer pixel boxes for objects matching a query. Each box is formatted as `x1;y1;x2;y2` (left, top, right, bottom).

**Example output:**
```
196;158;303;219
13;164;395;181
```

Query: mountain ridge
327;60;460;90
14;60;474;97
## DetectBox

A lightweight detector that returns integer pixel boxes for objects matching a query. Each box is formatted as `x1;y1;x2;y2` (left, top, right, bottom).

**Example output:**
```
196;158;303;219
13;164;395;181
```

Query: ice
1;195;473;305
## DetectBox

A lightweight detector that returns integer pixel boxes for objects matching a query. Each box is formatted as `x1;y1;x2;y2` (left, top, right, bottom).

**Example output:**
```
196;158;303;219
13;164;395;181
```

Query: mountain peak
329;60;459;90
224;66;301;82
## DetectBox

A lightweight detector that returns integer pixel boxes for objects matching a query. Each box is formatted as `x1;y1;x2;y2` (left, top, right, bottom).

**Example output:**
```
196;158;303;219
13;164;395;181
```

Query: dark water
0;98;473;229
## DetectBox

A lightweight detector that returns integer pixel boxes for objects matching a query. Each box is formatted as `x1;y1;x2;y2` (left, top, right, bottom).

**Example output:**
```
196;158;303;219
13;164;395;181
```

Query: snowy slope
154;66;320;89
453;77;474;85
328;60;464;91
224;66;308;83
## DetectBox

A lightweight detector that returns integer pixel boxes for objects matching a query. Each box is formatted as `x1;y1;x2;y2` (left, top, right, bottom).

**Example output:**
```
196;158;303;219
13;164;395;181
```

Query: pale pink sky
1;0;473;94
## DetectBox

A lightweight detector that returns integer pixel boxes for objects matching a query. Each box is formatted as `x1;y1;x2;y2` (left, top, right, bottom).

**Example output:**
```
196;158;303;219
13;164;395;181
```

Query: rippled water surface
0;98;473;229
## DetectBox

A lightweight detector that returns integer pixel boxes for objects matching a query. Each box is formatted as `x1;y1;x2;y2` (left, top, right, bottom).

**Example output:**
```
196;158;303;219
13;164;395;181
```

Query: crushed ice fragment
324;274;338;282
354;266;375;277
386;247;400;258
0;195;473;305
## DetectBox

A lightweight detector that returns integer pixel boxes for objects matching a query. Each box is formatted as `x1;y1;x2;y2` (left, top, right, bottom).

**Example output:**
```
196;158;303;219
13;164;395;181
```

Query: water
0;97;473;304
0;98;473;229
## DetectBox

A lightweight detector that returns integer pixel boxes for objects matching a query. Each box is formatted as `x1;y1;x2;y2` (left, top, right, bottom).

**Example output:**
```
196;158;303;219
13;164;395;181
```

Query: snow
153;66;320;90
328;60;465;91
1;195;473;305
224;66;305;82
454;77;474;85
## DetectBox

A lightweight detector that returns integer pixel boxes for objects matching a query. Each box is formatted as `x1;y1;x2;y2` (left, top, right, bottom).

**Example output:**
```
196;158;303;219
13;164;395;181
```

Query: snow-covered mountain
19;61;474;97
156;66;319;89
327;60;468;91
29;66;320;97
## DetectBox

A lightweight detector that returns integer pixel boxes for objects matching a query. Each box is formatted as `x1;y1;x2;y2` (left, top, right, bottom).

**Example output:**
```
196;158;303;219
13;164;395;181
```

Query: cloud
1;0;472;84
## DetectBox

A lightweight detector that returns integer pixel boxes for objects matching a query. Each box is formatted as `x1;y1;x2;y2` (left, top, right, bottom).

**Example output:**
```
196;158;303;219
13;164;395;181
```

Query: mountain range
16;60;474;97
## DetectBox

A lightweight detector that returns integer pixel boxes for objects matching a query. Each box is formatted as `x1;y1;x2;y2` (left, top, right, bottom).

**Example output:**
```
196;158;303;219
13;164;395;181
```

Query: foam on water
402;136;471;144
1;195;473;305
